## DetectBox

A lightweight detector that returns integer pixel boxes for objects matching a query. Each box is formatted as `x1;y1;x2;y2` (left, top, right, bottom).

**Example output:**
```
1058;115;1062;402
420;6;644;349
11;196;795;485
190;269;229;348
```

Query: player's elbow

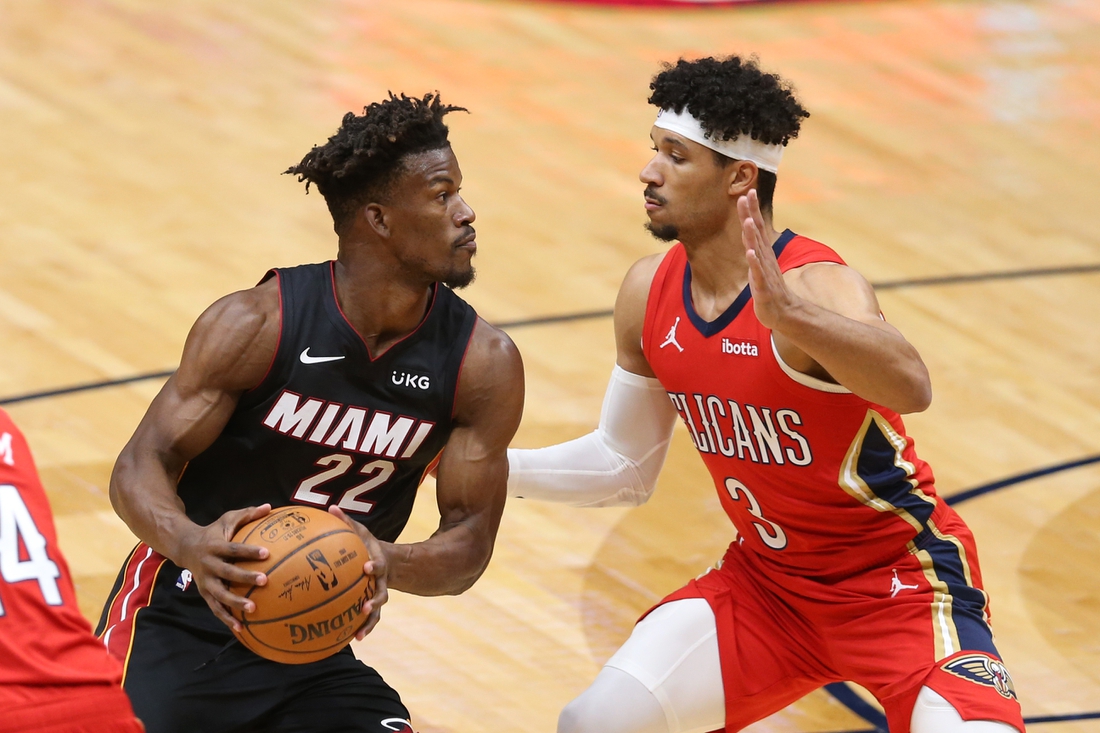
911;383;933;413
621;456;662;505
906;362;933;413
894;376;932;414
575;469;658;507
450;552;493;595
108;449;138;520
620;481;657;506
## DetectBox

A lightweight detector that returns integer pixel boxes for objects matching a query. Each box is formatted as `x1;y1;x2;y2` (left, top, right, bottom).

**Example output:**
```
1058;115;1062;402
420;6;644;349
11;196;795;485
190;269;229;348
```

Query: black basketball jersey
177;261;478;543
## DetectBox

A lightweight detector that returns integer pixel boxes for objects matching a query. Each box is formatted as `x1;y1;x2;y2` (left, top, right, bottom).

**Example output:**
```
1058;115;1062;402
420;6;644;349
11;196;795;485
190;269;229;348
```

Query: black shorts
97;547;412;733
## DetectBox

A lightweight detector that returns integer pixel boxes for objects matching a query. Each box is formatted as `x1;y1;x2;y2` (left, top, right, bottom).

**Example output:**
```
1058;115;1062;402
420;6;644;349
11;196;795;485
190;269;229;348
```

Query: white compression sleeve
507;366;677;507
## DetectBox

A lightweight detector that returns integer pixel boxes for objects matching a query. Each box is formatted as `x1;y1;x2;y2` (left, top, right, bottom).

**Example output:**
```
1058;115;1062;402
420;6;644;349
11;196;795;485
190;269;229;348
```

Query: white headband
653;107;784;173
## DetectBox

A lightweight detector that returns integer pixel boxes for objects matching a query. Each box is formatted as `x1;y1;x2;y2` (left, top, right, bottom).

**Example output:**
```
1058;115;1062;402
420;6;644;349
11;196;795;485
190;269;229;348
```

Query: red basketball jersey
0;408;124;693
642;231;950;579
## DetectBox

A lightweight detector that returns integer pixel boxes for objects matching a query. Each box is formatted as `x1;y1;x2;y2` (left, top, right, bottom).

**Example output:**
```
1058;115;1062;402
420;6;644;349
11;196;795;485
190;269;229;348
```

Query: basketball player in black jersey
95;93;524;733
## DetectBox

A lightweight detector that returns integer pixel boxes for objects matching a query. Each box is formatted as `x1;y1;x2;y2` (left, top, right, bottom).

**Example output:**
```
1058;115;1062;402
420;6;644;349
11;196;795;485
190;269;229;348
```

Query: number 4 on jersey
0;484;62;615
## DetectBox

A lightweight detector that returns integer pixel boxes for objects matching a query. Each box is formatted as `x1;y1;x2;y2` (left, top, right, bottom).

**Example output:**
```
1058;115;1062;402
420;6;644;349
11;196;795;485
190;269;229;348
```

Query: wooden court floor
1;0;1099;730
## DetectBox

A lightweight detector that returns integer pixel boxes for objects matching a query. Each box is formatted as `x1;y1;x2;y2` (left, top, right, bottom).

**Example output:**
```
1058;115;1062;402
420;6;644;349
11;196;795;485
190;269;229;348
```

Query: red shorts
651;511;1024;733
0;684;144;733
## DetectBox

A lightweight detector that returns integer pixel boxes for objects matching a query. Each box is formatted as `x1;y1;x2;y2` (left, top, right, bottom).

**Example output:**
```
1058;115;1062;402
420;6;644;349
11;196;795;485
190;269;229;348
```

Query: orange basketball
229;506;374;664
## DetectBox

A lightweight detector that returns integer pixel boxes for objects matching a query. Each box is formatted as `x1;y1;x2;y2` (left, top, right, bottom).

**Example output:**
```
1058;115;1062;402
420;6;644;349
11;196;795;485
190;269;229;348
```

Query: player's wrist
163;515;209;569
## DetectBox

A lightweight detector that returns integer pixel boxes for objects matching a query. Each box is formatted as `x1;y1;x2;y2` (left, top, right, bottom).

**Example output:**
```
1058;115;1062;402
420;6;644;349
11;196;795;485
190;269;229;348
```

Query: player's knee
558;689;620;733
557;667;668;733
910;686;1020;733
557;696;592;733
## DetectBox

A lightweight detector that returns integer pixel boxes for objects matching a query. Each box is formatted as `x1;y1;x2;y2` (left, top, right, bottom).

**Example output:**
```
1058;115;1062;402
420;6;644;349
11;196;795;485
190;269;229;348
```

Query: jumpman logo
890;569;919;598
660;317;684;352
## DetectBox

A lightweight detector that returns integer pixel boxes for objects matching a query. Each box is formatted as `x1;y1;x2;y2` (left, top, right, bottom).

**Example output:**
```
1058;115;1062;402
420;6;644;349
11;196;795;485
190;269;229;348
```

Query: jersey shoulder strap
777;233;847;271
244;262;329;401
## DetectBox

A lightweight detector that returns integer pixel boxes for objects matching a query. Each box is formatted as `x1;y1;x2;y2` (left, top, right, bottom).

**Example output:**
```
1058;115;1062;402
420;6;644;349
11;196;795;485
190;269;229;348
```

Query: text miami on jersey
261;389;437;513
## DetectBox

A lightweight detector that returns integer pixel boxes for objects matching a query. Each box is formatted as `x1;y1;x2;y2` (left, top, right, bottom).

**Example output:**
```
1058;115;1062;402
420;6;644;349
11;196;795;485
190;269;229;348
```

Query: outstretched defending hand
175;503;272;633
329;506;390;641
738;189;799;331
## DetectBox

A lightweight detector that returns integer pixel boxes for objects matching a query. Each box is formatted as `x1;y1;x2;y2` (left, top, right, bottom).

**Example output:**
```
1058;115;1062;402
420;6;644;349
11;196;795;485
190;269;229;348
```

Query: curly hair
649;57;809;213
285;92;467;232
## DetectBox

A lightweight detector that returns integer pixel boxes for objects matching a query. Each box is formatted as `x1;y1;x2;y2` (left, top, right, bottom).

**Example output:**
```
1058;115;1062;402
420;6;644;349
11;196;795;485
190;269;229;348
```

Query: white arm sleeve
507;366;678;507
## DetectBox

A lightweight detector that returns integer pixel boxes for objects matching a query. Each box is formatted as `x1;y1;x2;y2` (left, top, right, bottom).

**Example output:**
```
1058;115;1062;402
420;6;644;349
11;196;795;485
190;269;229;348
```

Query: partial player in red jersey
508;57;1025;733
0;407;144;733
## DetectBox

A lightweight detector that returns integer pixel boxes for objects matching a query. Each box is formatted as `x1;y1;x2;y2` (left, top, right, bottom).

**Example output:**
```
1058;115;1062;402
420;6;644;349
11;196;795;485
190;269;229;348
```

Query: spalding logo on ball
229;506;374;664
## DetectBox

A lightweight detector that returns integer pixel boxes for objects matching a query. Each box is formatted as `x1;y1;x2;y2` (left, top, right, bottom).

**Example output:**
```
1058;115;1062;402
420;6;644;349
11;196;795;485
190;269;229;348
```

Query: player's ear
363;203;390;237
727;160;757;199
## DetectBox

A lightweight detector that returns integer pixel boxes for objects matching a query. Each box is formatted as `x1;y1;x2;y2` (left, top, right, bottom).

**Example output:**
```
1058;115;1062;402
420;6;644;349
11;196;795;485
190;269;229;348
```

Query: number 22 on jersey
293;454;396;514
0;484;62;615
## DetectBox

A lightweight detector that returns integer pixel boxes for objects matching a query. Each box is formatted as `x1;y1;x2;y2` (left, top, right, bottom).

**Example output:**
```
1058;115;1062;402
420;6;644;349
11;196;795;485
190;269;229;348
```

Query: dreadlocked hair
285;92;467;232
648;56;809;215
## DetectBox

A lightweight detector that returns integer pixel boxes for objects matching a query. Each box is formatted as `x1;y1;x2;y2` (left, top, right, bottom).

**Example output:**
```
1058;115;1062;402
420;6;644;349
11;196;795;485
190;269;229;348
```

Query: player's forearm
774;301;932;414
109;448;201;563
384;521;494;596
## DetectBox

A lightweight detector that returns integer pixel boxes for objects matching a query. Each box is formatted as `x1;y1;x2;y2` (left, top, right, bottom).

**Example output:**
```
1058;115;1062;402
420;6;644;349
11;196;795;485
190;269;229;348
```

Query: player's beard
645;221;679;242
443;264;476;289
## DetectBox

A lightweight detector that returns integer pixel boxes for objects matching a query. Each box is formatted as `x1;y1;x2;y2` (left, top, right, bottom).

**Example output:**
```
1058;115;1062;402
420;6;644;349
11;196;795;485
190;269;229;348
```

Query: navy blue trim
851;421;998;650
682;229;796;338
854;419;935;525
913;535;998;654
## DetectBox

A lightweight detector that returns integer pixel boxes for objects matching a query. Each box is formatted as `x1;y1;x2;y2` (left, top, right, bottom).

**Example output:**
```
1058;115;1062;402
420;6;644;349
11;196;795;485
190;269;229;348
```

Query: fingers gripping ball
229;506;374;664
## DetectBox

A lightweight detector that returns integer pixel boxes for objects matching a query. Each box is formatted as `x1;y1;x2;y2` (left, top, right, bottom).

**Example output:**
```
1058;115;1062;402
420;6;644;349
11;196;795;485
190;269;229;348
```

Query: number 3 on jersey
0;484;62;615
724;477;788;550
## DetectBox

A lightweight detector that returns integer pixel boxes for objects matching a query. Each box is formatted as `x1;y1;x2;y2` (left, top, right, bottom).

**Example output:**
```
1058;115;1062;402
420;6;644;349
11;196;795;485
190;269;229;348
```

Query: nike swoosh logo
300;348;346;364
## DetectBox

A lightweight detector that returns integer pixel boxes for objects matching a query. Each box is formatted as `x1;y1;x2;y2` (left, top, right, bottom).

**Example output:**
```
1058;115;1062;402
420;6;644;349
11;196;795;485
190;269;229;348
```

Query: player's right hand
175;504;272;633
328;505;390;641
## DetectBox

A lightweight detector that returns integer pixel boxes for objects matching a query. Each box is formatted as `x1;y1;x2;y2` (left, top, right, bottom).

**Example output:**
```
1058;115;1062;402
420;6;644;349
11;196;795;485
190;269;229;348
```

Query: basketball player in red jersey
0;408;144;733
508;57;1025;733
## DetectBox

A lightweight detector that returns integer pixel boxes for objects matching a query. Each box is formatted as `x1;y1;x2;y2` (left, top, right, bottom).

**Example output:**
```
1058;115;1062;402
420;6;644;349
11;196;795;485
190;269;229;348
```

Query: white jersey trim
770;336;852;394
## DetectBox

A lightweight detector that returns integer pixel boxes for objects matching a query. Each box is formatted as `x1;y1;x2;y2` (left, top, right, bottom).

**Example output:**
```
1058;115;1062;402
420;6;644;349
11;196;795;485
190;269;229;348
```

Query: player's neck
331;254;433;354
681;217;780;314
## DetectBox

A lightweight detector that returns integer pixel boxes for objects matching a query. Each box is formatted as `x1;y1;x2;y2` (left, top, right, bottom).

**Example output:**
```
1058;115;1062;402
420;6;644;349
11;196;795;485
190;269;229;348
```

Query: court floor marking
830;705;1100;733
497;261;1100;330
2;261;1098;408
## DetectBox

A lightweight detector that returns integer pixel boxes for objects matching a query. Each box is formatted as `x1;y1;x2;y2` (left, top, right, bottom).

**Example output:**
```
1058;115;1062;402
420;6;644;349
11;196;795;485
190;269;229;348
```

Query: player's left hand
328;506;390;641
738;189;800;330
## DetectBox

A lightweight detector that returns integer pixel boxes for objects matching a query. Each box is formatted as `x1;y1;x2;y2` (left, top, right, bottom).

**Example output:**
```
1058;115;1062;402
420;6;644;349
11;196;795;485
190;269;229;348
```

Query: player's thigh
910;687;1020;733
602;598;724;732
121;619;283;733
562;597;817;733
263;652;411;733
561;599;723;733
